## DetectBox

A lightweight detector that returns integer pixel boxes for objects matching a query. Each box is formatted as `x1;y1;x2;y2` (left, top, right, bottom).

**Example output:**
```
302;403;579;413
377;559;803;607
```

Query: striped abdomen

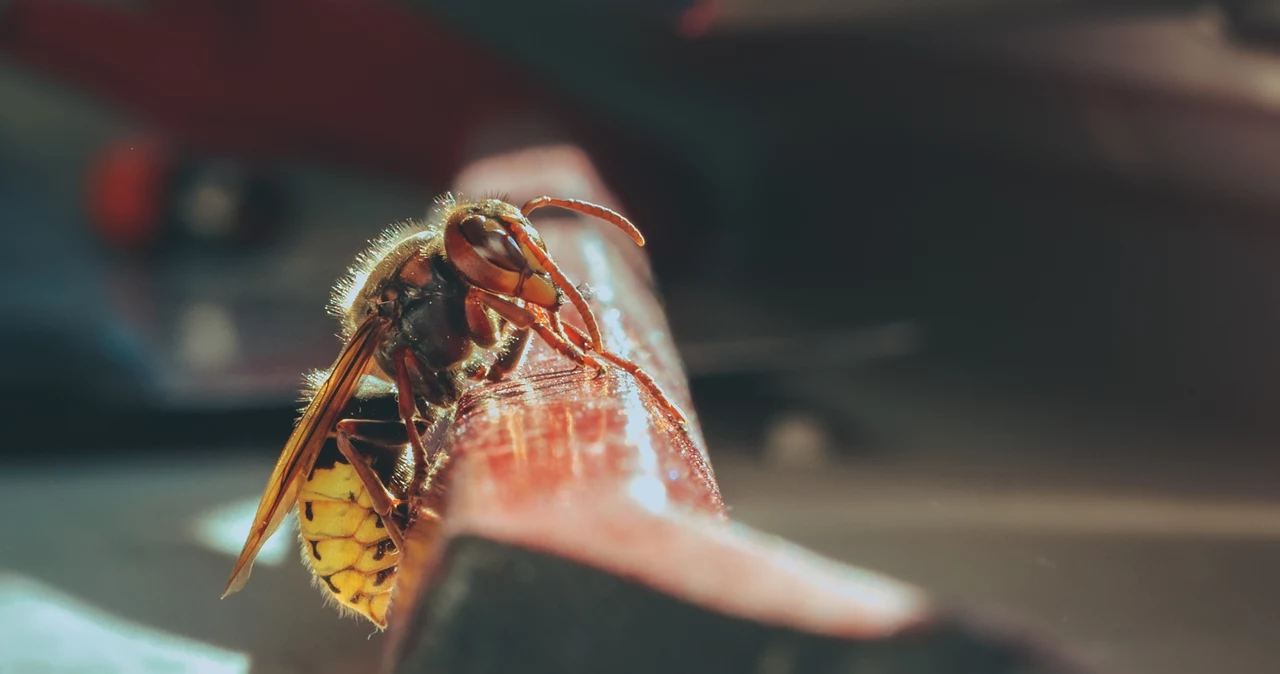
297;444;402;628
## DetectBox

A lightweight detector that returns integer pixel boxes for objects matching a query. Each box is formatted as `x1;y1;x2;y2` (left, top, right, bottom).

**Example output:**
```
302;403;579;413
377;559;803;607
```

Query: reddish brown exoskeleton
221;194;686;628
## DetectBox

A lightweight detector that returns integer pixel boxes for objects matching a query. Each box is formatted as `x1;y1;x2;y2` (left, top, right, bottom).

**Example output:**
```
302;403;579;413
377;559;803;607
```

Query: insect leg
392;348;443;469
530;322;606;374
464;287;499;348
471;288;536;327
503;219;605;354
485;328;532;382
519;196;649;353
392;349;460;500
334;419;413;550
415;446;452;522
473;291;607;374
561;321;688;427
548;311;608;377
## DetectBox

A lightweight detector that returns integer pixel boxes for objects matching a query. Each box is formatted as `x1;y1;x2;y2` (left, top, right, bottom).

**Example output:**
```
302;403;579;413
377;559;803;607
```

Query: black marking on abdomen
375;567;397;587
373;538;395;561
321;574;341;594
304;502;314;521
309;443;347;481
374;517;384;529
348;491;357;502
309;540;322;560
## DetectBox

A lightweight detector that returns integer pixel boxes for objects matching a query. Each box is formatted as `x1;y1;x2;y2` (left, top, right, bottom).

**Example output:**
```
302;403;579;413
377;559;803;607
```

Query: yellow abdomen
297;455;401;628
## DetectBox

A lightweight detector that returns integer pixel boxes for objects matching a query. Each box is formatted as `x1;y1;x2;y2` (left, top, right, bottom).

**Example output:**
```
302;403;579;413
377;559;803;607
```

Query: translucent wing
222;316;387;597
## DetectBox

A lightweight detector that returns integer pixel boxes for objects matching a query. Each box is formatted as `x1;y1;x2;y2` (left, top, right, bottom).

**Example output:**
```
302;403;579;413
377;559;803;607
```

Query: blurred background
3;1;1280;672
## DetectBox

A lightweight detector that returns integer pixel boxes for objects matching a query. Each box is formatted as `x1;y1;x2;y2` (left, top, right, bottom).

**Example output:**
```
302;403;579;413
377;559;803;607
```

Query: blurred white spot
191;496;293;566
184;182;239;240
0;573;248;674
763;413;832;468
627;475;669;514
178;302;240;371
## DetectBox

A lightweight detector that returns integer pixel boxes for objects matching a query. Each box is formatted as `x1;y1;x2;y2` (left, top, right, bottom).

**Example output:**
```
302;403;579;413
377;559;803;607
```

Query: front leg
486;328;532;382
464;287;499;348
546;311;607;378
561;320;688;427
463;286;528;382
391;348;443;469
503;219;605;353
471;290;608;375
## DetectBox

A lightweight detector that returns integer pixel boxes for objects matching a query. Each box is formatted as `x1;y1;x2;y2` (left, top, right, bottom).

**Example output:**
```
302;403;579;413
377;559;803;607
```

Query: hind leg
333;419;413;550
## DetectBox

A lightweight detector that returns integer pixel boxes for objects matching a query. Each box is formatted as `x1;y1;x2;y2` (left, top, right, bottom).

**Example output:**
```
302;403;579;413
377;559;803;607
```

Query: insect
221;193;687;628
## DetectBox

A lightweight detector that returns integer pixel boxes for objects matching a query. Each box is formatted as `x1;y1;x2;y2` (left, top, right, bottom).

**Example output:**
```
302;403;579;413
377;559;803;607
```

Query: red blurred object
85;136;171;249
2;0;533;187
0;0;717;192
84;135;290;251
0;0;724;251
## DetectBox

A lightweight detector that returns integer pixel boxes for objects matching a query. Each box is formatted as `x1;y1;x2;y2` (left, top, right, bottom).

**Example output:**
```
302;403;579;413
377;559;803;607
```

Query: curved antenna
521;197;646;247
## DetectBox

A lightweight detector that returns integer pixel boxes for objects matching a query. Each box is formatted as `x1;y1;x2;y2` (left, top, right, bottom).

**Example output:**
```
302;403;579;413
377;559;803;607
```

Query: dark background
1;2;1279;673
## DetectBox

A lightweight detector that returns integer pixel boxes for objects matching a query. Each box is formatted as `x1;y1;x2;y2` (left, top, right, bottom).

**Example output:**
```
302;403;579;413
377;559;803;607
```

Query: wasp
221;194;686;628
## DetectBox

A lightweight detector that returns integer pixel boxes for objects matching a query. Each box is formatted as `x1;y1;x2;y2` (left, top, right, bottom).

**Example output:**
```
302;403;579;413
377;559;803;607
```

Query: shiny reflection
599;308;625;350
0;573;249;674
622;382;670;513
177;302;241;371
626;475;669;514
623;390;658;472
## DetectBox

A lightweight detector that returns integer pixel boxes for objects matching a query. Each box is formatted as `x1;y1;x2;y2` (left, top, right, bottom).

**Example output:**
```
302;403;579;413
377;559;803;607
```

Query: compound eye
458;215;527;273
